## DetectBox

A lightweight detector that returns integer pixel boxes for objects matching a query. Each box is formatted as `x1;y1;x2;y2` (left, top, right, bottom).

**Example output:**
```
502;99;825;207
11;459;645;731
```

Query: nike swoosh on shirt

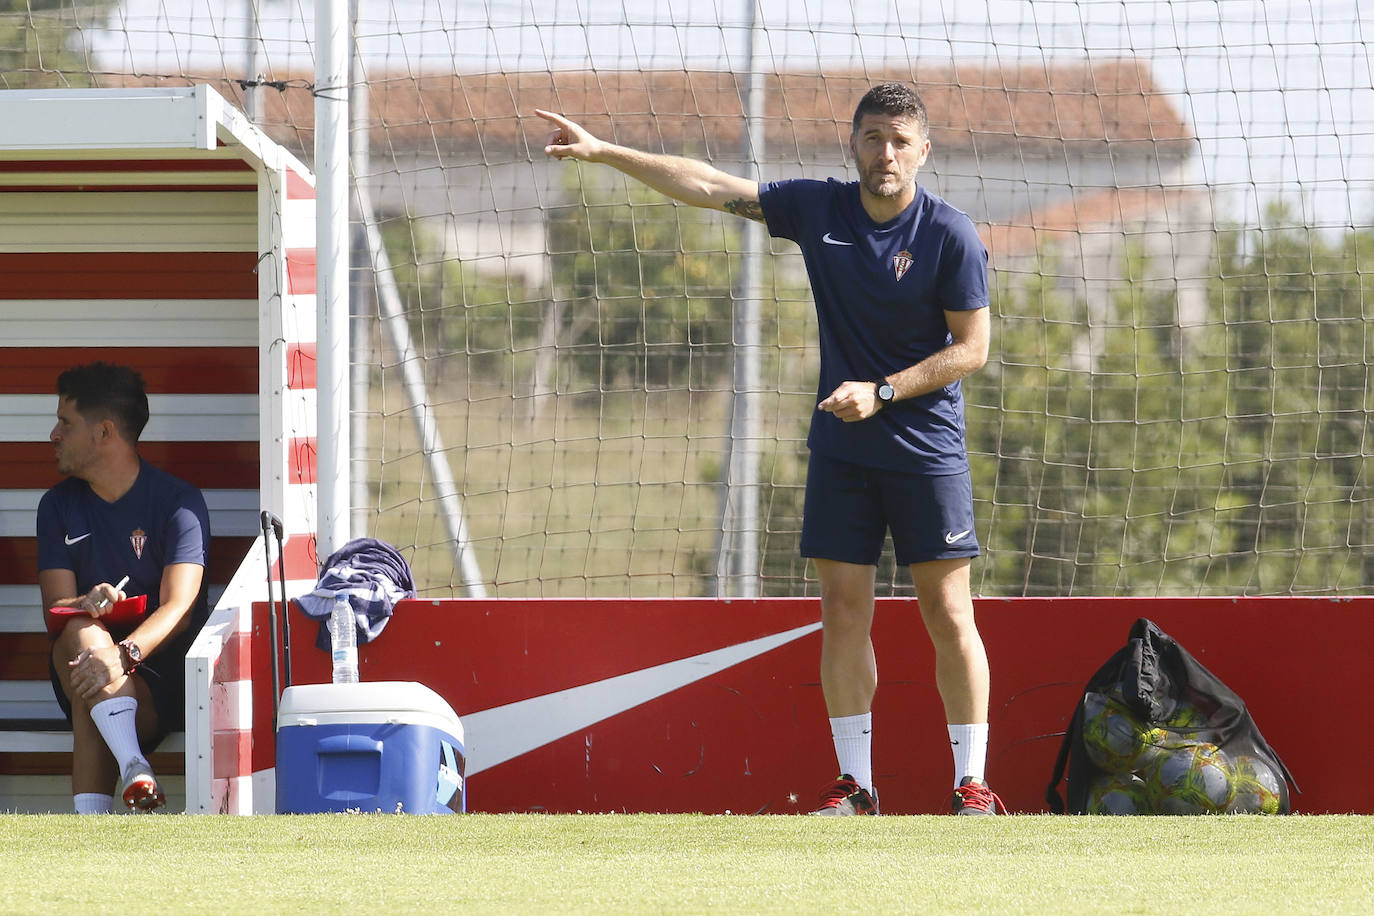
65;532;93;546
821;233;854;246
461;621;822;775
944;529;971;544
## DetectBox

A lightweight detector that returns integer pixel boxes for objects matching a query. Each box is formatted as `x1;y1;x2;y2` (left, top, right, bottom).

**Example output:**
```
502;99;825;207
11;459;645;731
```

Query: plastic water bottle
329;595;359;684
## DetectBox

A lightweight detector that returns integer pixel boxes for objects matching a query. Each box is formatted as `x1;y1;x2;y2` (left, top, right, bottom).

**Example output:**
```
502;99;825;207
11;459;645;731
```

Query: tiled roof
105;58;1193;160
979;186;1210;261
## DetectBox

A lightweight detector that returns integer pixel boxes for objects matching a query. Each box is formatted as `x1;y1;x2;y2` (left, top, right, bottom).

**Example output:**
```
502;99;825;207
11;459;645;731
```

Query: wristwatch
873;380;895;408
117;639;143;675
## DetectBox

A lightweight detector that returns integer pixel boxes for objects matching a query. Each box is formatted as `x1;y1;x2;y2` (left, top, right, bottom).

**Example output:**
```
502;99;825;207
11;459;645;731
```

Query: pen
95;575;130;610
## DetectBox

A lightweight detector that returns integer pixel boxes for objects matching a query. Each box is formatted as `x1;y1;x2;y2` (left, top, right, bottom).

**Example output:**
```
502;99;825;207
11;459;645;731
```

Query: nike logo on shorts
65;532;92;546
822;233;854;246
944;529;971;545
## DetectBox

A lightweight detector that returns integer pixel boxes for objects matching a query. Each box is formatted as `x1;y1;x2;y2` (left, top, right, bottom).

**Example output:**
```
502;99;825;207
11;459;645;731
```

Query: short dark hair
852;83;929;138
57;362;150;443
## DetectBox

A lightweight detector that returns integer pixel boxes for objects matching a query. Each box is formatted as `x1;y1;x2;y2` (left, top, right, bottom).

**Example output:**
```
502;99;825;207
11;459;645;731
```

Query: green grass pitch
3;813;1371;913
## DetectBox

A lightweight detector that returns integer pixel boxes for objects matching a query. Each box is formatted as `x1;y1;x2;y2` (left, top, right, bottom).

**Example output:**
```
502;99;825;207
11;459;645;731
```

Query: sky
79;0;1374;228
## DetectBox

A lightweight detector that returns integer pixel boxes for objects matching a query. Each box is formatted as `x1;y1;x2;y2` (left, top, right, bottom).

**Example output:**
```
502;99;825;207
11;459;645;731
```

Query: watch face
877;384;895;402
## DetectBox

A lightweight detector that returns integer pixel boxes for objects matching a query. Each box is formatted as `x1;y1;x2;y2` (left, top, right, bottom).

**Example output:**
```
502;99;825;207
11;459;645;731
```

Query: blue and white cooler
275;681;466;814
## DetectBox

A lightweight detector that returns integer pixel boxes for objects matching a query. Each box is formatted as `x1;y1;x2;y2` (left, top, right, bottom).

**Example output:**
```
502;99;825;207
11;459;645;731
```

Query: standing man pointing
536;82;1002;814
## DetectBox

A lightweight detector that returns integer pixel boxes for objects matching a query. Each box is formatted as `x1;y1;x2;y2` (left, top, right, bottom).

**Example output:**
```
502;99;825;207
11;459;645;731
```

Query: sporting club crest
130;528;147;559
893;249;914;281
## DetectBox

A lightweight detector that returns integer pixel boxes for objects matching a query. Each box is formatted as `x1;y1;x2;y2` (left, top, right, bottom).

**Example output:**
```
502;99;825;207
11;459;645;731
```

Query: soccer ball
1147;743;1235;814
1081;692;1168;772
1162;700;1205;728
1226;755;1284;815
1086;772;1150;815
1155;701;1225;751
1161;700;1215;734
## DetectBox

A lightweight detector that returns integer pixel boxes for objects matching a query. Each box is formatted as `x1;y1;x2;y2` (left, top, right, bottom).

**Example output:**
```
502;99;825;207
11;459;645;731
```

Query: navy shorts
800;450;980;567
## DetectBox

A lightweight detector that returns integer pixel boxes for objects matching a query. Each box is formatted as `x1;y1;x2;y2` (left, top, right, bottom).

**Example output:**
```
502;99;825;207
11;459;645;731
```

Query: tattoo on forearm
724;197;764;221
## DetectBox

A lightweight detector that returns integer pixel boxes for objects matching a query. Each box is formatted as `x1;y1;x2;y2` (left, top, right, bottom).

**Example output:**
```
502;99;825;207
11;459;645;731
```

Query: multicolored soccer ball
1147;743;1235;814
1081;692;1168;772
1226;755;1284;815
1086;772;1150;815
1161;701;1211;737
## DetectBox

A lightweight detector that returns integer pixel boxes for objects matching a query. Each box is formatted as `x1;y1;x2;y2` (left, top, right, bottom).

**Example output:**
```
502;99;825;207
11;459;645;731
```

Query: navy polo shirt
759;178;989;474
36;459;211;624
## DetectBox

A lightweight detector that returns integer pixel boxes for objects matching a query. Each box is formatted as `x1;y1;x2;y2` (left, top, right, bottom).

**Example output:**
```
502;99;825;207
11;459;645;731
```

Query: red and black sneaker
121;760;166;812
811;774;879;816
950;776;1006;816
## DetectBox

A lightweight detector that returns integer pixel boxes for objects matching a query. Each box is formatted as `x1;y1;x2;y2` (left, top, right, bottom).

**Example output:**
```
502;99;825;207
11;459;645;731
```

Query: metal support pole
715;0;766;597
242;0;263;123
315;0;351;560
348;0;372;539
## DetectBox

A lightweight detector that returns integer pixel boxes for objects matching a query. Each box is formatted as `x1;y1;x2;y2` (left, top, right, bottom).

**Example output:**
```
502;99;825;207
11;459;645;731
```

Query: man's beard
861;167;911;199
54;446;86;478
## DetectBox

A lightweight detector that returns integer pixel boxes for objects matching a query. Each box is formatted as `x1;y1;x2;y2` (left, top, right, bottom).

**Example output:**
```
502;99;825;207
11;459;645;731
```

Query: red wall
251;596;1373;814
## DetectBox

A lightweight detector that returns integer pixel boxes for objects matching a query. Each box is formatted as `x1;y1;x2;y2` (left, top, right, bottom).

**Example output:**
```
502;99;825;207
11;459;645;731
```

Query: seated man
37;362;211;813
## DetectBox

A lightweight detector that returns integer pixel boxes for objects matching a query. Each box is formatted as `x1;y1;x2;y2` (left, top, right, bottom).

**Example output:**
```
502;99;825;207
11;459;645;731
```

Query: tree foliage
965;205;1372;596
392;187;1370;598
546;182;738;393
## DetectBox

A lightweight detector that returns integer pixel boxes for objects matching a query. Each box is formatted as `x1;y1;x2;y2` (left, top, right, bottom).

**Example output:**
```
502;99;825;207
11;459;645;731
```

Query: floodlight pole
316;0;351;561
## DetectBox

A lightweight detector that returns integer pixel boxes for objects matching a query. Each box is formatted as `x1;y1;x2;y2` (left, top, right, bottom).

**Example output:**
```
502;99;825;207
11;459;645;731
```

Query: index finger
533;108;575;135
92;584;123;614
817;384;849;411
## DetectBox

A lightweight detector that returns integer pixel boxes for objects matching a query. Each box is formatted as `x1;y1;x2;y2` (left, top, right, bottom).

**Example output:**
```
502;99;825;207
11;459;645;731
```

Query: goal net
9;0;1370;598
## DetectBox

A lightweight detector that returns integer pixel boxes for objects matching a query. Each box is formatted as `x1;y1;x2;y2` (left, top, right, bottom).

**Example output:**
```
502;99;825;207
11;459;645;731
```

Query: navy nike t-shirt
36;459;211;624
759;178;989;474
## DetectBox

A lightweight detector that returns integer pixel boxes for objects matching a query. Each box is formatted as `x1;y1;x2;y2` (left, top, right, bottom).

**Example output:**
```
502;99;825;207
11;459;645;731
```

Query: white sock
90;696;147;775
74;793;114;815
948;722;989;788
830;712;874;794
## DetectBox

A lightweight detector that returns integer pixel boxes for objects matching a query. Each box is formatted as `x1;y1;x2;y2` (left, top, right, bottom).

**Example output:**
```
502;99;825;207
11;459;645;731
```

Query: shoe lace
817;776;861;807
955;781;1007;814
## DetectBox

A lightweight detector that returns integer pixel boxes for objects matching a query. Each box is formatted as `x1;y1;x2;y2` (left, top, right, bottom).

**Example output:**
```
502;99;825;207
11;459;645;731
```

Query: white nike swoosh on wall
462;621;822;775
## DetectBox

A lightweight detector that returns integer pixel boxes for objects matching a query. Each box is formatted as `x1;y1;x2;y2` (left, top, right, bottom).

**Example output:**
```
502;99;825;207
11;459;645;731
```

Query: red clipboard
46;594;149;637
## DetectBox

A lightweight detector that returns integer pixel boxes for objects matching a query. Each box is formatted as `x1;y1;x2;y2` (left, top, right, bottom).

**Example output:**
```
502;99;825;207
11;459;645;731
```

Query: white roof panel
0;86;218;152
